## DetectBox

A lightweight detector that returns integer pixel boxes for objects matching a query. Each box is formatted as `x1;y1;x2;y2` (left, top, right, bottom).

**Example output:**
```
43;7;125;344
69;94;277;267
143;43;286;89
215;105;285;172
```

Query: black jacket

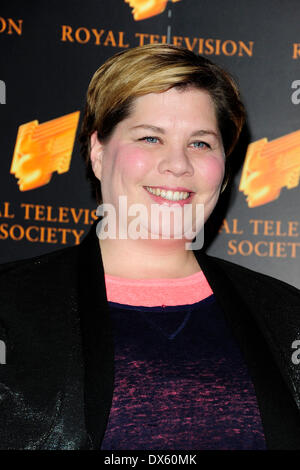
1;221;300;450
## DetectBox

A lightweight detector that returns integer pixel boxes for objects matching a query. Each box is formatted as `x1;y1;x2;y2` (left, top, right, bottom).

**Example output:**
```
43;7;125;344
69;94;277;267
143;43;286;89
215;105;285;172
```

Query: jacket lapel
78;221;114;449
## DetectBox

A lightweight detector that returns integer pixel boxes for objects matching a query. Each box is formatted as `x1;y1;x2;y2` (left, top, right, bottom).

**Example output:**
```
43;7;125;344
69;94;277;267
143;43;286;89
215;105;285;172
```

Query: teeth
145;186;190;201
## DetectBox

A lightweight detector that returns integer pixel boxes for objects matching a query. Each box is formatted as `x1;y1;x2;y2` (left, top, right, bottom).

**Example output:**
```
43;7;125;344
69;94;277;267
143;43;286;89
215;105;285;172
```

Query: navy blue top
101;295;266;450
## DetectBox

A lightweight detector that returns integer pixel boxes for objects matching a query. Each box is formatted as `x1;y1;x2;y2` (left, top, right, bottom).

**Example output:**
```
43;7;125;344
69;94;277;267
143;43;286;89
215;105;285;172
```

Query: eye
139;136;160;144
190;141;211;149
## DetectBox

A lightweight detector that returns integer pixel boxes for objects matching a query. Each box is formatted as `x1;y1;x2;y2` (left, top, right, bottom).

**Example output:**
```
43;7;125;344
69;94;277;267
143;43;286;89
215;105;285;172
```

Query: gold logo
125;0;181;21
239;130;300;207
10;112;80;191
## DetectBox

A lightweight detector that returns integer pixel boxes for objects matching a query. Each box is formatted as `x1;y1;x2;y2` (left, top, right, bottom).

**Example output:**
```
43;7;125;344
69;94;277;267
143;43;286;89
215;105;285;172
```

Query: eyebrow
130;124;165;134
130;124;219;139
190;129;219;139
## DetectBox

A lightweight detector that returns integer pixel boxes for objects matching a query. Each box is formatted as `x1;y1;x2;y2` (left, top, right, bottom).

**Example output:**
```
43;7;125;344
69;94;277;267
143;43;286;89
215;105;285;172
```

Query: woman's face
91;86;225;242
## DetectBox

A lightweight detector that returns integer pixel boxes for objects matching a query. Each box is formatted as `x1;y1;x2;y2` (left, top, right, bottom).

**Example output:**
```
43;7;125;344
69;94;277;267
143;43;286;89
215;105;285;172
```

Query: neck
99;237;201;279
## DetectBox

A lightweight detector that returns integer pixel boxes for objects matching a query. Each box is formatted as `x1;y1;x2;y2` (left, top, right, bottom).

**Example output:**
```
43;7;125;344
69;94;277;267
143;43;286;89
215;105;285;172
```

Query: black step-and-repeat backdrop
0;0;299;288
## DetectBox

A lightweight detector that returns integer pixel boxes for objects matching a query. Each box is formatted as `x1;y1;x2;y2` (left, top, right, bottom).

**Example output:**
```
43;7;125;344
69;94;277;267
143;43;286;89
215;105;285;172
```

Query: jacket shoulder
0;243;80;341
204;254;300;300
0;244;79;278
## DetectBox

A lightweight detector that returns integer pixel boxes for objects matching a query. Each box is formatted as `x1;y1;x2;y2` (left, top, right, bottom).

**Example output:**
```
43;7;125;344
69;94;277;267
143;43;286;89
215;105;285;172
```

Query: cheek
198;155;225;188
115;145;152;179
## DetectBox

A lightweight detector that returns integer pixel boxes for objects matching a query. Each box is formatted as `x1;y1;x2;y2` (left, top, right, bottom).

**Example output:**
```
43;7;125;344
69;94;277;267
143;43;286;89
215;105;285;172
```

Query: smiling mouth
144;186;192;201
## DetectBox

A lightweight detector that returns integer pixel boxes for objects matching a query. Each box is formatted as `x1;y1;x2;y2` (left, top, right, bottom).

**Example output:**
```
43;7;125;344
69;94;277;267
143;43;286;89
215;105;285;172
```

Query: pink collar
104;270;213;307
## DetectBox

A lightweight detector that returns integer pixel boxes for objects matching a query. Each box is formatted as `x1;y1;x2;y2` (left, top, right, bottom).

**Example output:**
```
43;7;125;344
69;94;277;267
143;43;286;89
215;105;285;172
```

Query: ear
90;131;103;181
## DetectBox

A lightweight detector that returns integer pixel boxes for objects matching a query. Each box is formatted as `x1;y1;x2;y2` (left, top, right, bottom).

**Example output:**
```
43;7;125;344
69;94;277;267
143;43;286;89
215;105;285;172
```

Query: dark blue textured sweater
101;295;266;450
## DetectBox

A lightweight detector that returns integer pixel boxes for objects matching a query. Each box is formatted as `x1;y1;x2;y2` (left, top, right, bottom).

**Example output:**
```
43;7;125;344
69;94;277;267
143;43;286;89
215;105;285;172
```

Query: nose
157;145;194;177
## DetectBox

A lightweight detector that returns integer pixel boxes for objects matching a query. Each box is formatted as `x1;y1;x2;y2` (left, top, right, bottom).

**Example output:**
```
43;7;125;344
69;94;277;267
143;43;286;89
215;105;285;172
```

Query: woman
1;44;300;450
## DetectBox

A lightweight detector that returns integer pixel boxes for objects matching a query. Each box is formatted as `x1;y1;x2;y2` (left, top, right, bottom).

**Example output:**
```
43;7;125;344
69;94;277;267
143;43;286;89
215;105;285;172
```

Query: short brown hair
79;44;245;202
